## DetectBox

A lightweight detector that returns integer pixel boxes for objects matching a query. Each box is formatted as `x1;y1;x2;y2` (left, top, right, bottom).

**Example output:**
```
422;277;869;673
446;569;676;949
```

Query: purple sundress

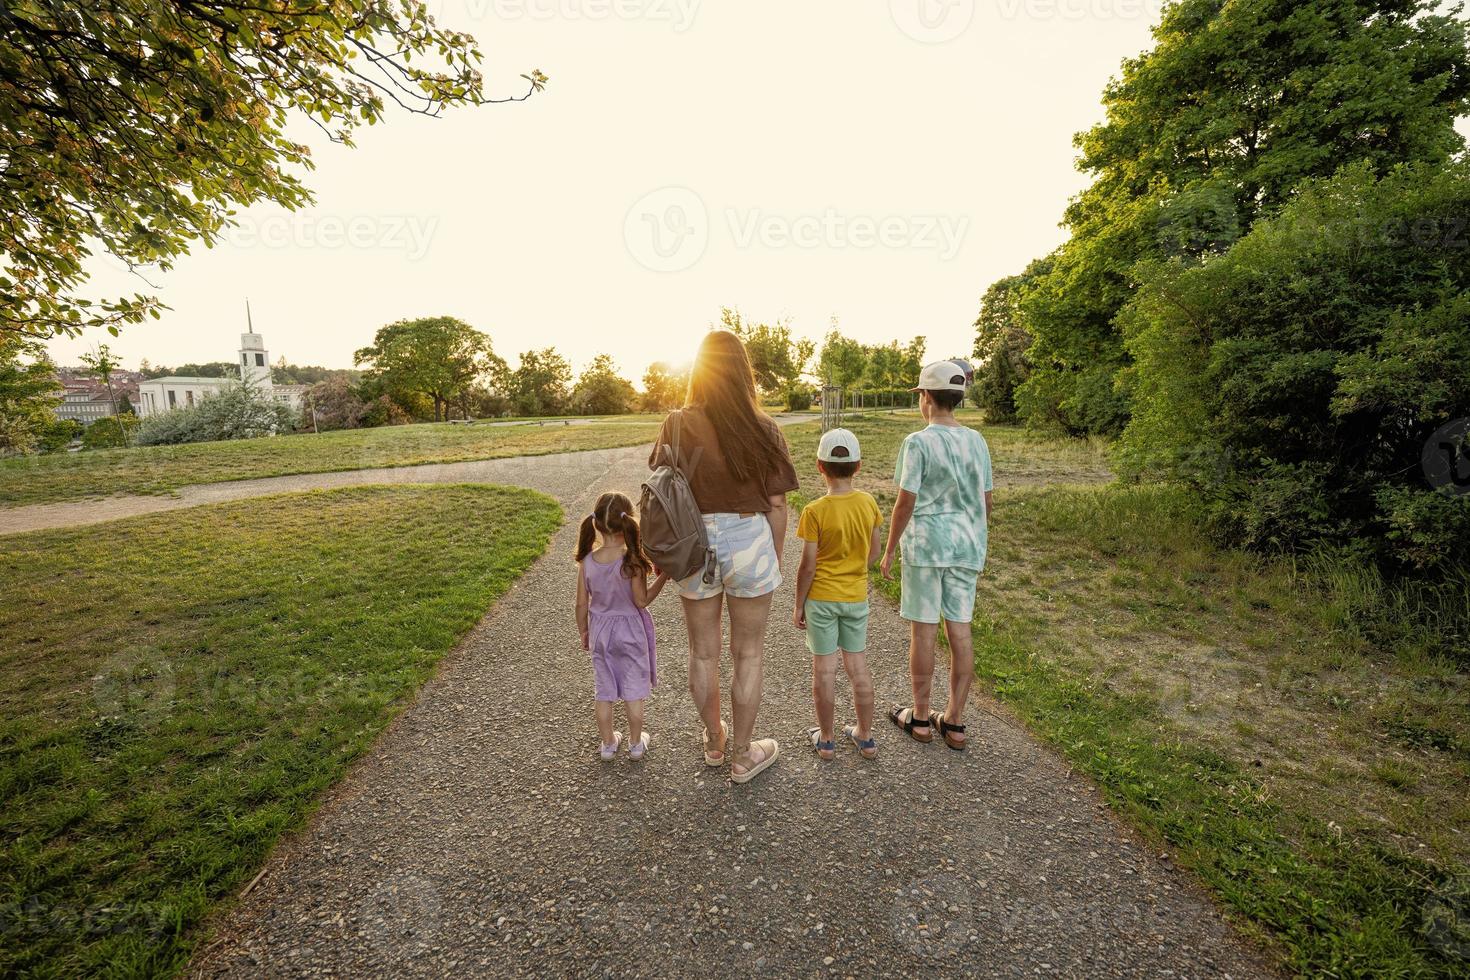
584;556;658;702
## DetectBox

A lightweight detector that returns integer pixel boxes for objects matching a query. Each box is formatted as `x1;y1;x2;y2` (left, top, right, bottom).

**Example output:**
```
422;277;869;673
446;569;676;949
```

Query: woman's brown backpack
639;410;711;582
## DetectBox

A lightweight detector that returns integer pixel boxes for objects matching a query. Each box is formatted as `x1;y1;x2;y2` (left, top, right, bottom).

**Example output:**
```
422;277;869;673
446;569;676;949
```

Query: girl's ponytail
619;513;651;579
574;513;597;563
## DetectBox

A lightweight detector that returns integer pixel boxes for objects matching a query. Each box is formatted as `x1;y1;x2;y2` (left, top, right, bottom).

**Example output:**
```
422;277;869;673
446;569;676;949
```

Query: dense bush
37;418;83;452
299;377;370;431
1120;161;1470;571
136;379;297;446
784;385;813;411
81;415;138;449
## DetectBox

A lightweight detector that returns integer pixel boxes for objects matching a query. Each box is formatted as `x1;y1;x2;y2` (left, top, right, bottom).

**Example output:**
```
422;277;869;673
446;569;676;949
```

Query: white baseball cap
911;360;969;392
817;427;861;462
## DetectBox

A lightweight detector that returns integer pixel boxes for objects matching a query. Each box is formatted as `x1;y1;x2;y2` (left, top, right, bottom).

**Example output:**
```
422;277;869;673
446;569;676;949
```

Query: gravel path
188;446;1276;979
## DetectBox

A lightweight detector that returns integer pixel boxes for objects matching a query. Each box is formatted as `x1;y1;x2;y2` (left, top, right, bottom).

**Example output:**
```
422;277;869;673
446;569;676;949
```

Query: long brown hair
575;492;651;578
685;330;787;482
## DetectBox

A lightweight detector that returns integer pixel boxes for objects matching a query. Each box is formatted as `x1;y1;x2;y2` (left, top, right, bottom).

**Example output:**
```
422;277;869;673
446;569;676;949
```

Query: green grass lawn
788;412;1470;977
0;485;562;976
0;418;661;508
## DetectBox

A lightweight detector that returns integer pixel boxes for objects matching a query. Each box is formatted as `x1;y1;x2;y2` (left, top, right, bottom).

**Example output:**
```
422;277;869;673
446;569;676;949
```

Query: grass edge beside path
0;419;662;508
782;413;1467;977
0;484;562;977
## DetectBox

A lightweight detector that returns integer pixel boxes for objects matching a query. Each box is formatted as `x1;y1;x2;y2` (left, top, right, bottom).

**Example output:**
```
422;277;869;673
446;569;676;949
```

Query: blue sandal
844;724;878;759
807;727;836;761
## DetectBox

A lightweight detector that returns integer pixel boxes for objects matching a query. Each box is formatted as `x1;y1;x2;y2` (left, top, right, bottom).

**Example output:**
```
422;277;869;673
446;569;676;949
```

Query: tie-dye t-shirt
893;423;993;572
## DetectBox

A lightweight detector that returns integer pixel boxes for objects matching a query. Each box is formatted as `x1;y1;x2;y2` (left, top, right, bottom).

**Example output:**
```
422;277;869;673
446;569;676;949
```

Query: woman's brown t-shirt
648;407;799;514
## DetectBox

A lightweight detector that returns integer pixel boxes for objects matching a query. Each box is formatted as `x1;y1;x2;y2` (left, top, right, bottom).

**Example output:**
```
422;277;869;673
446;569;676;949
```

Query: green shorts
899;564;979;624
804;599;869;655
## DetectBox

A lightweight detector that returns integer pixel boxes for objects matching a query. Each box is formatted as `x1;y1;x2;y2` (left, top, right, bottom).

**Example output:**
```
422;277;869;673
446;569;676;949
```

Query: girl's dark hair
575;492;651;578
685;330;788;483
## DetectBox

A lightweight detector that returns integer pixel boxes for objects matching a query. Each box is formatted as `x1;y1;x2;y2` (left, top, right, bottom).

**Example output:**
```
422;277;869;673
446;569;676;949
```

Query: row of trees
972;0;1470;571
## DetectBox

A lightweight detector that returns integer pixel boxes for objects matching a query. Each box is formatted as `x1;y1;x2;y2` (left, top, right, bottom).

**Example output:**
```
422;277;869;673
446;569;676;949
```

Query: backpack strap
666;409;683;471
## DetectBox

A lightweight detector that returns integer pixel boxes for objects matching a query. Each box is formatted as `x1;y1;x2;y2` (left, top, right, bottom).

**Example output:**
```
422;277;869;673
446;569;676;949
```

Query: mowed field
0;417;663;507
786;411;1470;977
0;486;561;976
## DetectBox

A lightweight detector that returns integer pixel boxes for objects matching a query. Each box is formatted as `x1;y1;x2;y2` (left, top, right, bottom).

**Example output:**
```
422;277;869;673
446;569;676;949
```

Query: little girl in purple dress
575;492;669;761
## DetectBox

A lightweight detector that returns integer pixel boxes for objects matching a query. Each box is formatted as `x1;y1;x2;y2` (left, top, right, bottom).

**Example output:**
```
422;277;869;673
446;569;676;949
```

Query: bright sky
46;1;1465;379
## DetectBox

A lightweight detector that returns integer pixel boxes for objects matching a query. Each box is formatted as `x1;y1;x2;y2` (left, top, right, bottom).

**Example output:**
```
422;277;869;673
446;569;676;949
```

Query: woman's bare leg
682;594;725;752
726;591;774;769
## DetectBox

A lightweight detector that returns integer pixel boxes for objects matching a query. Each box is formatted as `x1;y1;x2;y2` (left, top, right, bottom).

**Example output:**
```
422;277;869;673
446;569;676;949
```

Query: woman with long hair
649;330;798;783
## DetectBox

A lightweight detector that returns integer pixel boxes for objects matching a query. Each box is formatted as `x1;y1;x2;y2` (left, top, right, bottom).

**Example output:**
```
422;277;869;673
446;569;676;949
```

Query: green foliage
1120;161;1470;571
80;414;139;450
784;385;813;411
354;317;503;422
134;376;296;446
508;348;572;416
299;377;372;431
270;362;361;386
0;335;60;456
1015;0;1470;435
640;361;690;413
37;417;83;453
570;354;636;415
721;308;815;393
0;485;560;975
1;1;544;340
973;257;1050;424
142;362;236;380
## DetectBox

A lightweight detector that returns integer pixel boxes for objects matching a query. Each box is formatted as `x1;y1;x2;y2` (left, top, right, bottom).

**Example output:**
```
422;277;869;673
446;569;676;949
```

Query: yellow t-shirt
797;490;883;603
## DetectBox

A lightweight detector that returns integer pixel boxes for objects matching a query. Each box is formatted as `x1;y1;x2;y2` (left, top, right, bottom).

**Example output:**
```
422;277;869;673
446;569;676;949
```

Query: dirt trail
187;445;1274;978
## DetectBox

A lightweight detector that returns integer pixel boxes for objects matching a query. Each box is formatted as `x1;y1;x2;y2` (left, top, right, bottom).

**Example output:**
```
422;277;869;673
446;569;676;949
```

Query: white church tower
238;300;273;389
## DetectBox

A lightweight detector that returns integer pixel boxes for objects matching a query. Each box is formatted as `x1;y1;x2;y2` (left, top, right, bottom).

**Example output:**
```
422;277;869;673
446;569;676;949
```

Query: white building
135;329;307;419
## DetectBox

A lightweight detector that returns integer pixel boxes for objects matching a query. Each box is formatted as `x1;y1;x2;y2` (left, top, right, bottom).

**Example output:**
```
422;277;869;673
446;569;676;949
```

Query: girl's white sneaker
599;731;623;762
629;732;651;761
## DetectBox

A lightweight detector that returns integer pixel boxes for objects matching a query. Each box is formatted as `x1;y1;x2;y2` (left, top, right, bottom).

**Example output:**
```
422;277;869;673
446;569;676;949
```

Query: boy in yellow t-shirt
793;428;883;761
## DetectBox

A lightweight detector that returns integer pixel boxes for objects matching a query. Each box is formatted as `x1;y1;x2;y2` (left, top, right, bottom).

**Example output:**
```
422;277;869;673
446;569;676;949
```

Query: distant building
52;369;142;424
135;327;306;419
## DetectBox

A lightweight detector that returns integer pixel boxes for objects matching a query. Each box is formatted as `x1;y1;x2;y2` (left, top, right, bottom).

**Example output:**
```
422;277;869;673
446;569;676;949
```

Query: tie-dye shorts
674;512;783;600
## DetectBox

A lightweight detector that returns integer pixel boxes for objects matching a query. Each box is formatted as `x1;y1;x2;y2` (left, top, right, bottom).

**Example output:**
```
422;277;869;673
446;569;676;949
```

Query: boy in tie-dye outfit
880;360;993;751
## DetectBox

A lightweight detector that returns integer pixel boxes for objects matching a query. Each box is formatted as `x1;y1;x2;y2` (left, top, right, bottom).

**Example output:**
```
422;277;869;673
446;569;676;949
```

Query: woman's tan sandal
888;705;932;743
703;720;727;767
932;712;967;751
730;738;780;784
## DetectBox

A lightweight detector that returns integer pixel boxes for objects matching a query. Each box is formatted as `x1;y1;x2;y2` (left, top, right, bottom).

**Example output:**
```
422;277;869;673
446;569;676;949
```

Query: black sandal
932;712;967;751
888;705;933;743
